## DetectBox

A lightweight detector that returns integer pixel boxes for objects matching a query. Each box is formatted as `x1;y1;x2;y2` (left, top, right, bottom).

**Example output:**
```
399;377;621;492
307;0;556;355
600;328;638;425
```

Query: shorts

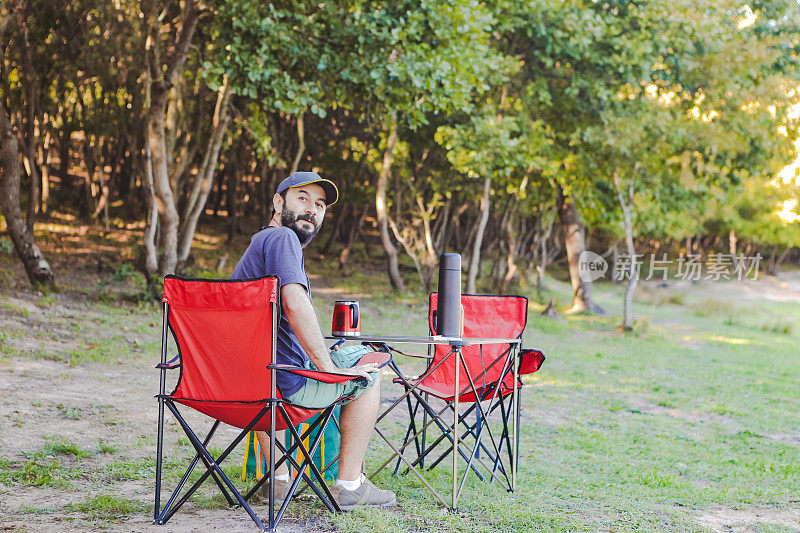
285;344;376;409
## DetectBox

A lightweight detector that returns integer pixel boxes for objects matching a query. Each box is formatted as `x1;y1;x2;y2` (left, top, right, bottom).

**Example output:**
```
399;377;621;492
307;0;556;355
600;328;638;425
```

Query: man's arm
281;283;378;379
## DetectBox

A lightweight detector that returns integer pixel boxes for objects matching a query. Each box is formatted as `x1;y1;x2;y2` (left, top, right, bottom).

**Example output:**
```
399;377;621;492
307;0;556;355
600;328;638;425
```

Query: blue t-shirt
231;226;310;398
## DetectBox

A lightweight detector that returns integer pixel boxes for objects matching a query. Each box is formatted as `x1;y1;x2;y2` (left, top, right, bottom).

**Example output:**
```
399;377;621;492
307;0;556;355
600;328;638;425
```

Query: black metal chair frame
366;337;522;510
154;292;350;532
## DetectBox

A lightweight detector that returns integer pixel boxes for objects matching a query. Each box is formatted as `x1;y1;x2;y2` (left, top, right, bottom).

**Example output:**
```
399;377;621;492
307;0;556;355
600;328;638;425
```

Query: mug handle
350;303;359;329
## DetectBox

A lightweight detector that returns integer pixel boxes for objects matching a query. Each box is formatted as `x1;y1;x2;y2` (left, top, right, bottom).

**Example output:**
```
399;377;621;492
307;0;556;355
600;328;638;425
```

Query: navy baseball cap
276;171;338;207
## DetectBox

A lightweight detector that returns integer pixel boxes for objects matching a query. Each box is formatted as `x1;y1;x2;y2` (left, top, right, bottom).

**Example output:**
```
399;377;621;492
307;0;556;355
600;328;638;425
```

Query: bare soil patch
695;505;800;532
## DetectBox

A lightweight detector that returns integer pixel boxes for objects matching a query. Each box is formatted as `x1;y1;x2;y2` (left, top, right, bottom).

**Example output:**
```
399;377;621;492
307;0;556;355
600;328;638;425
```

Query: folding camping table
326;334;522;510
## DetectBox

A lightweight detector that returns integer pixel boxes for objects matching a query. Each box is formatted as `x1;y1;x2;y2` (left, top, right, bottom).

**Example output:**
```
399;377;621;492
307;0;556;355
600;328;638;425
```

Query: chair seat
168;397;333;431
393;376;510;402
392;348;545;402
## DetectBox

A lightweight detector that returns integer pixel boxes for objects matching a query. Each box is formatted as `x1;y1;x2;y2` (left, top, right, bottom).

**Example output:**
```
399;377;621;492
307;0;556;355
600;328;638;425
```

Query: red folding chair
154;275;391;531
384;293;544;507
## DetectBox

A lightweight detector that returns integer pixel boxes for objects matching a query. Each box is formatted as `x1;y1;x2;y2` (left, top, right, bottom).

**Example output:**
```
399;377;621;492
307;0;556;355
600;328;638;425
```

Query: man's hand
337;362;381;381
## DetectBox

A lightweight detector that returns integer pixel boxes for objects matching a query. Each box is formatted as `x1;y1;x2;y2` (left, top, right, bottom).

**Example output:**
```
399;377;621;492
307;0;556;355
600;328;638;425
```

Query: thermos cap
439;253;461;271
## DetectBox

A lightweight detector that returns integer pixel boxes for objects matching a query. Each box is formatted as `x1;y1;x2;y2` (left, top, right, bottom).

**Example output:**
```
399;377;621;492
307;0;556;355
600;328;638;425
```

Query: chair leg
156;419;230;525
277;404;341;512
405;392;487;482
393;389;421;476
163;401;268;530
154;395;165;524
264;405;343;528
515;386;522;485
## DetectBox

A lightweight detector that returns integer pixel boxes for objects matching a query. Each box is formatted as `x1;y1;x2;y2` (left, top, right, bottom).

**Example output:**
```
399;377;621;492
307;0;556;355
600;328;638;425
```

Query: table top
324;334;521;346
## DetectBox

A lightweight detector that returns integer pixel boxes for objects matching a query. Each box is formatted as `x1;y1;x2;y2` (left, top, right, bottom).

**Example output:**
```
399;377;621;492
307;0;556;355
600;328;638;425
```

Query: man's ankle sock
335;473;365;491
274;472;290;482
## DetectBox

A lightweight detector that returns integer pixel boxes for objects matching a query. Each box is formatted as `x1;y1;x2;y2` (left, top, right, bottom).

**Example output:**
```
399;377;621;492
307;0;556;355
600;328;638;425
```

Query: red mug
332;300;360;337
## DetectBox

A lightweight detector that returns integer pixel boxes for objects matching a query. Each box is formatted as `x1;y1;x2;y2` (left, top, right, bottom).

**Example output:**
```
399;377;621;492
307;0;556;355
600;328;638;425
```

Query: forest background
2;0;800;324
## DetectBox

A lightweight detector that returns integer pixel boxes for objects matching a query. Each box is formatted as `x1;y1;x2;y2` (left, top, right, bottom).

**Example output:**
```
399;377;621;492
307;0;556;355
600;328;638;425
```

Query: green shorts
285;344;376;409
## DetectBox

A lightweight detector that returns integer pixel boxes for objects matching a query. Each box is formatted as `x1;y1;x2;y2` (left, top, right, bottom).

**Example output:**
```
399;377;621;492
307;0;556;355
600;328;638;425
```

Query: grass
70;494;146;521
43;437;92;458
57;404;83;420
38;294;57;307
2;301;31;318
103;458;155;482
0;454;80;487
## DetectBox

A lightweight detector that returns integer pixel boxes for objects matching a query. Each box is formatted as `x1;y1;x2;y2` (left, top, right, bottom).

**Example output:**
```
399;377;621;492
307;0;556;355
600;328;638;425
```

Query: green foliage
209;0;508;128
97;441;118;454
0;237;13;254
111;263;136;282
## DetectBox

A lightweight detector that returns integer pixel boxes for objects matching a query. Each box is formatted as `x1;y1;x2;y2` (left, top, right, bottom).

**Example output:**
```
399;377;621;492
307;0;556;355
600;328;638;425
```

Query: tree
436;101;551;293
323;0;511;291
0;100;54;287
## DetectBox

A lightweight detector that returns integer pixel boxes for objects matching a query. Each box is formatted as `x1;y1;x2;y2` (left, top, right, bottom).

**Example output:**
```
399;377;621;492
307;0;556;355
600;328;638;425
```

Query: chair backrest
427;293;528;392
164;275;278;404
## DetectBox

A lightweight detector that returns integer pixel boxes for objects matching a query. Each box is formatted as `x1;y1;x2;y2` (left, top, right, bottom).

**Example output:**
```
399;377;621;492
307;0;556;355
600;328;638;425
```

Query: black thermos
437;253;462;337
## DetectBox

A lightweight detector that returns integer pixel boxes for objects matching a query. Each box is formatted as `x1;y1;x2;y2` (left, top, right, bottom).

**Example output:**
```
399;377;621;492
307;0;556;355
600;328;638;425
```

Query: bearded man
231;171;396;510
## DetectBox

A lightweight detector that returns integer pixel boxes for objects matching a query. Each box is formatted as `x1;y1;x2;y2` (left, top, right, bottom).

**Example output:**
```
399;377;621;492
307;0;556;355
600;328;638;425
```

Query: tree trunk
610;244;622;284
535;208;555;294
19;16;40;233
613;171;636;330
143;0;203;276
289;112;305;174
38;126;50;214
498;214;518;294
775;247;791;271
729;229;739;272
142;143;159;275
322;202;347;254
226;165;239;241
432;196;451;253
148;90;180;275
176;82;232;267
467;177;491;294
556;185;603;313
0;101;54;287
376;122;404;291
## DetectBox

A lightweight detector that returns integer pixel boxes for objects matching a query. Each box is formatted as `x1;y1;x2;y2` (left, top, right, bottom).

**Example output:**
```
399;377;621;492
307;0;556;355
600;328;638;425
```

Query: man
231;171;396;510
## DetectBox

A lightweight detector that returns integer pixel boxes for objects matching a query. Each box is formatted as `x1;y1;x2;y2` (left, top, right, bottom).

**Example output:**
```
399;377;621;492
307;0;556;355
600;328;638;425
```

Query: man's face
275;184;327;246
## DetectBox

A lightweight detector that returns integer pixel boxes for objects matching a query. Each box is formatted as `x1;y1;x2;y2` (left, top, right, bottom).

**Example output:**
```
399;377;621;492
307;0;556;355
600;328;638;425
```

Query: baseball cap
276;171;338;207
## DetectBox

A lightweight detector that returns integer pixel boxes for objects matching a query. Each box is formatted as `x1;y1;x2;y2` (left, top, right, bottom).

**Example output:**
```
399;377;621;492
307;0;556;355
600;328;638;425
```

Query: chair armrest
519;348;545;375
155;354;181;370
269;351;392;384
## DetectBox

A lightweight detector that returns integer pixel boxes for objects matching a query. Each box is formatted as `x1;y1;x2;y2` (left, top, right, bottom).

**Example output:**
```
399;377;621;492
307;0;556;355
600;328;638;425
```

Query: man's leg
254;431;288;476
332;371;395;509
254;430;290;503
337;372;381;481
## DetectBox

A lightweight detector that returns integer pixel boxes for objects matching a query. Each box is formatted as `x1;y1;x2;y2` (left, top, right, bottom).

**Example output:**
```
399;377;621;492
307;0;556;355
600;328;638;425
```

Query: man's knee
366;371;381;394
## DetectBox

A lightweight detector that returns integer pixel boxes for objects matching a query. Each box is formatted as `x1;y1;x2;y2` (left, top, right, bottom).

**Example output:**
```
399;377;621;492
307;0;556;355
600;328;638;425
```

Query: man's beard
281;208;319;246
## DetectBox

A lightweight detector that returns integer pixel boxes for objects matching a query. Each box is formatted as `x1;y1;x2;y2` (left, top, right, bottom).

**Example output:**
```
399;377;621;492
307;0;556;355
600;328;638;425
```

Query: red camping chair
154;275;390;531
388;293;545;503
